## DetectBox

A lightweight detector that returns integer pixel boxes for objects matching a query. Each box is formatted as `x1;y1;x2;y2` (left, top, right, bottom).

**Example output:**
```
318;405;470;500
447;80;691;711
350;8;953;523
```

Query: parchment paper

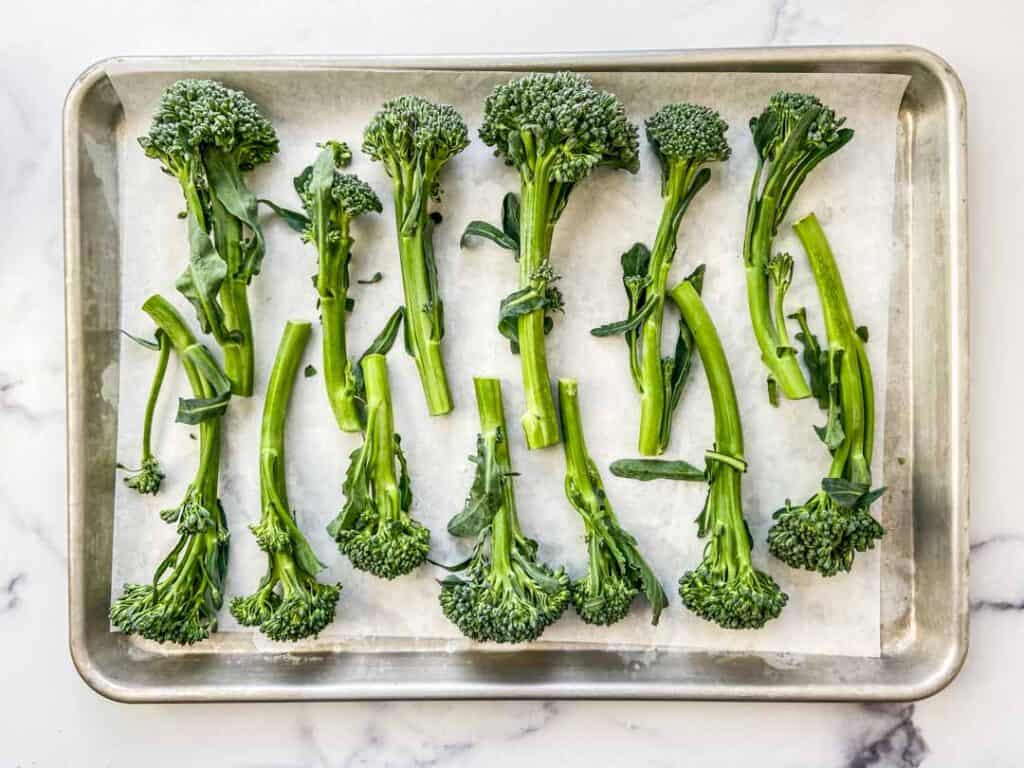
109;69;908;657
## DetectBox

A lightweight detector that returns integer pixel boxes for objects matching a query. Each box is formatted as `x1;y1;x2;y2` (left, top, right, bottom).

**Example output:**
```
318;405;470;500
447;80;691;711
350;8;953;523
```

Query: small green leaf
620;242;651;279
304;364;318;378
176;344;232;424
448;434;502;537
357;272;383;285
590;299;657;337
616;531;668;625
609;458;706;482
684;263;706;295
258;198;310;234
120;328;162;351
859;486;887;509
176;211;229;340
814;348;846;451
856;325;870;343
205;147;266;279
497;285;562;353
460;220;519;251
767;376;779;407
822;477;870;507
501;192;521;242
788;308;829;410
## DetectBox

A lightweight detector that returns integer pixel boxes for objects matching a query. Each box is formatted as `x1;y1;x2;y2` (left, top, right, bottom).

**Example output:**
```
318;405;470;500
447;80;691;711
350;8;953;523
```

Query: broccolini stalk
120;331;170;495
767;214;885;576
362;96;469;416
742;91;853;403
593;104;730;455
558;379;667;626
139;79;279;396
293;141;382;432
110;295;232;645
327;353;430;579
231;321;341;640
466;73;640;449
439;378;570;643
668;274;788;629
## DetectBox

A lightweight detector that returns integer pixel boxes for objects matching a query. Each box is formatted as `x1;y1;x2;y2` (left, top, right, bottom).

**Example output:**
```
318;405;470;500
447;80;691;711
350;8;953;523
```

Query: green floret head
571;576;636;627
645;103;731;165
332;173;383;218
110;582;216;645
679;561;787;630
229;585;282;627
479;71;640;182
362;95;470;173
258;581;341;642
767;491;885;577
335;517;431;580
439;557;571;644
753;90;847;159
123;456;165;496
249;515;290;553
139;78;279;171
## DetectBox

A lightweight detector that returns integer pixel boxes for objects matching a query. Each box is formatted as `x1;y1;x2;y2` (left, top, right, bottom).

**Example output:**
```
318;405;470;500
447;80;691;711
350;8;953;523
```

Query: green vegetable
291;141;382;432
640;270;788;630
109;295;232;645
120;330;170;495
363;96;469;416
139;79;279;397
327;352;429;579
230;321;341;640
558;379;667;626
742;91;854;402
465;73;640;449
593;104;730;455
767;214;885;576
439;377;570;642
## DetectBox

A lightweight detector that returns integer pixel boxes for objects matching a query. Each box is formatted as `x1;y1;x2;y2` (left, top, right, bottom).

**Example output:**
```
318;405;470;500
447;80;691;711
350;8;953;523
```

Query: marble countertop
3;0;1013;764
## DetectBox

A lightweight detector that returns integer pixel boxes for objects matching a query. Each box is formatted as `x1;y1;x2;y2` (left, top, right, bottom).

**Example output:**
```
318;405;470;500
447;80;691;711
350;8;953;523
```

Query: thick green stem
320;295;360;432
474;377;518;564
517;178;560;449
394;185;452;416
744;195;811;401
670;279;751;570
362;354;400;525
557;379;601;520
141;295;223;497
211;198;254;397
139;335;171;462
793;213;872;485
261;321;311;512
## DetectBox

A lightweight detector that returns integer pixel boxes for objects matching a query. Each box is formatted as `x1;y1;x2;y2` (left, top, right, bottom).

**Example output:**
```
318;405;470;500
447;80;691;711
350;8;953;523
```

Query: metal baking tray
64;47;968;702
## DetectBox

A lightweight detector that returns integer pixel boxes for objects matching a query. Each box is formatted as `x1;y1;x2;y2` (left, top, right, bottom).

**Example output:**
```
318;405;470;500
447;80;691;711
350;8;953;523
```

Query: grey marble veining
2;0;1015;764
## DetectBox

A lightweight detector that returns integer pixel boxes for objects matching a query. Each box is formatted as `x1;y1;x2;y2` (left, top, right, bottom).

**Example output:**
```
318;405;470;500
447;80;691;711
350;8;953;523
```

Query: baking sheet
108;69;908;657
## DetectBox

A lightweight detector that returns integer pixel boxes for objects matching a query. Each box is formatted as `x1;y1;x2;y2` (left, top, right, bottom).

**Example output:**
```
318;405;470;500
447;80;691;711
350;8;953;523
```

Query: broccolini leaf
498;285;563;353
813;348;846;451
590;299;656;337
176;212;229;340
501;192;521;242
120;328;163;351
304;364;317;378
610;458;706;482
461;221;519;252
176;344;232;424
205;147;266;279
258;198;310;234
788;307;829;409
358;272;383;285
447;434;502;537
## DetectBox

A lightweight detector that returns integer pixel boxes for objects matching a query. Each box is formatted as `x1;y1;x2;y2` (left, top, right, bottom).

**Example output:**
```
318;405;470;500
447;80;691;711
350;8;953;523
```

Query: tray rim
64;45;968;703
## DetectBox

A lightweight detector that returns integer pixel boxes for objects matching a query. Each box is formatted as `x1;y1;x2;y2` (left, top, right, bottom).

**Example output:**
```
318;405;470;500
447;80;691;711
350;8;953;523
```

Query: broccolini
440;378;570;642
464;73;640;449
110;295;233;644
231;321;341;640
558;379;667;626
593;103;730;455
363;96;469;416
767;214;885;576
119;330;170;495
139;79;279;396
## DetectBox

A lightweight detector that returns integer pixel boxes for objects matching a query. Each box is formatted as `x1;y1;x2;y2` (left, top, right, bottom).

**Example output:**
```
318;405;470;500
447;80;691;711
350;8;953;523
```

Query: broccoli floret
362;96;468;417
558;379;666;626
110;296;232;645
614;271;787;630
741;91;854;403
139;79;279;397
439;378;570;643
327;352;430;579
592;103;729;456
279;142;384;433
767;214;885;577
230;321;341;640
123;456;165;496
464;73;639;450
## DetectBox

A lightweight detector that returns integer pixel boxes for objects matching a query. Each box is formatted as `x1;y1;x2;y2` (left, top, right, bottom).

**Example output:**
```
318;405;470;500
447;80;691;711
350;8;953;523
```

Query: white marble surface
1;0;1016;764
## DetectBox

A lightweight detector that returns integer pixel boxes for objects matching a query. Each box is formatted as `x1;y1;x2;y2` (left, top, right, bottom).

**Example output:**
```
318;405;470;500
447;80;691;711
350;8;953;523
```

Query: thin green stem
140;334;170;462
473;377;521;545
